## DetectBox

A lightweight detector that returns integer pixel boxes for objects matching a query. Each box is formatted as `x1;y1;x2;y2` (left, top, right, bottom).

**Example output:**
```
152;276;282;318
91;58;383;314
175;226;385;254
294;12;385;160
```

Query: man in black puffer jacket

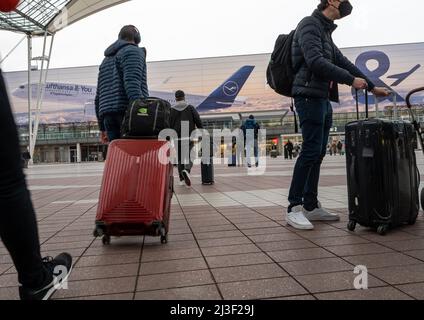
95;25;149;143
286;0;391;230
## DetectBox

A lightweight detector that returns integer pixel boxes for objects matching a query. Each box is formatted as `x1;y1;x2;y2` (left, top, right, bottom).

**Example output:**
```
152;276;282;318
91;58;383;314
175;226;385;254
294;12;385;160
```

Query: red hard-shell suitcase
94;139;174;245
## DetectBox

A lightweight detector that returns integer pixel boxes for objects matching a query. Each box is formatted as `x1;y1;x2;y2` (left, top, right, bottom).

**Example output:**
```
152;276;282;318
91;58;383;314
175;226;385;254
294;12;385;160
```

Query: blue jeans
103;113;124;142
288;97;333;211
246;139;259;166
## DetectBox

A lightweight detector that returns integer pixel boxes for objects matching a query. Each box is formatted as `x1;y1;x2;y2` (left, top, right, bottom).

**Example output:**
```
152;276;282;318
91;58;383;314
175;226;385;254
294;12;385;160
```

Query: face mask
332;0;353;18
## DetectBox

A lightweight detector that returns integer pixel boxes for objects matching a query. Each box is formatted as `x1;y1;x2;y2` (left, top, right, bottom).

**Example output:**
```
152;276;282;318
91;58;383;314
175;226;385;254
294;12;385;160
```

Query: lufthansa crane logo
223;81;239;97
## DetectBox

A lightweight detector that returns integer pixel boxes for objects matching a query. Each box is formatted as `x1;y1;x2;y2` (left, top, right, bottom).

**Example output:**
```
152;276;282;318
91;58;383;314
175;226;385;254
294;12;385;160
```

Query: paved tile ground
1;154;424;300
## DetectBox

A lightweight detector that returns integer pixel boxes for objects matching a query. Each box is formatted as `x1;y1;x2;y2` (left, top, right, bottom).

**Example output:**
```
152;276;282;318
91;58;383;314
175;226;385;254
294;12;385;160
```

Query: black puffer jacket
292;10;374;102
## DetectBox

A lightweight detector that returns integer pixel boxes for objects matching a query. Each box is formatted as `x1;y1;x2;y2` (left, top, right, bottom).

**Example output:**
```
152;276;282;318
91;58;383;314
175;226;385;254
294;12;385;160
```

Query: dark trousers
288;97;333;211
103;113;124;142
177;140;194;181
0;70;46;289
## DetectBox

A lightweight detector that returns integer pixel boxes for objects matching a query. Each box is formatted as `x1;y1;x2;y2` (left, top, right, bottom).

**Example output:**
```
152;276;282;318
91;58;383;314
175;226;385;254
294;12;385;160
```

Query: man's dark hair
175;90;185;101
249;115;254;120
318;0;329;10
119;25;141;44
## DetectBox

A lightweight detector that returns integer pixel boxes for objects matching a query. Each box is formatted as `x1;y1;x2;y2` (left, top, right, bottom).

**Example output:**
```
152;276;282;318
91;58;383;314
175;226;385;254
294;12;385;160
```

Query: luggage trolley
406;87;424;211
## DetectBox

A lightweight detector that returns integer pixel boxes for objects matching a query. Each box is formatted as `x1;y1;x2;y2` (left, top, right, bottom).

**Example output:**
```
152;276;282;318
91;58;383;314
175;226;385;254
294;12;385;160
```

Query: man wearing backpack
170;90;203;187
95;25;149;143
241;115;261;168
285;0;391;230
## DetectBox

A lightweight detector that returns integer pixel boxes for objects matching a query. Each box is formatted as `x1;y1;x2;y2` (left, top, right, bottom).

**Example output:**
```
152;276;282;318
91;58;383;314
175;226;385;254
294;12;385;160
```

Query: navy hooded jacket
95;40;149;131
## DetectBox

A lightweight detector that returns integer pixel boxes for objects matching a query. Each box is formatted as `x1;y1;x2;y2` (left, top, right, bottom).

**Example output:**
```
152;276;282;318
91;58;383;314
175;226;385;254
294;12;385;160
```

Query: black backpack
266;30;296;97
121;97;171;138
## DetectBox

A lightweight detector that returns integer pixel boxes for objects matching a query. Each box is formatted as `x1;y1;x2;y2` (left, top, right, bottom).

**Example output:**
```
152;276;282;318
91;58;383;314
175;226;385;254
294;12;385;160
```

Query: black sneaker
19;253;73;300
181;170;192;187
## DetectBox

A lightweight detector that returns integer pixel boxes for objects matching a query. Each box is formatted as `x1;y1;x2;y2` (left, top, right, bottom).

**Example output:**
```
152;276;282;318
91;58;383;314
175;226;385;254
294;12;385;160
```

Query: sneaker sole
182;172;191;187
42;264;73;301
306;216;341;222
286;220;314;230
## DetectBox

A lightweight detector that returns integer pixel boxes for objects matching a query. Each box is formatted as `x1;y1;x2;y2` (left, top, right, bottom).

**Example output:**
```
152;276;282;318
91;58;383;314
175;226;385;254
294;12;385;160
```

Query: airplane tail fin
196;65;255;112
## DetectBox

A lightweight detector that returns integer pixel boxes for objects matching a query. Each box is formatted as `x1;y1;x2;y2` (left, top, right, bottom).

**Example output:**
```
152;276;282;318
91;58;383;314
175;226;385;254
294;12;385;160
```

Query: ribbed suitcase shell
95;139;173;238
345;119;419;233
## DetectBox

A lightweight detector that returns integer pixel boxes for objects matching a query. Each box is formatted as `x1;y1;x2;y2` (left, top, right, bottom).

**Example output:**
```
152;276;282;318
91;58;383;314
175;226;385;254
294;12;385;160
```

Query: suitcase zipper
129;101;136;134
153;101;160;132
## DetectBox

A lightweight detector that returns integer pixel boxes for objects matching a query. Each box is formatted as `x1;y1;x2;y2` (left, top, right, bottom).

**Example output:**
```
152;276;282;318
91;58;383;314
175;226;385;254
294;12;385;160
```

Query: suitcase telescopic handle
406;87;424;109
355;89;369;120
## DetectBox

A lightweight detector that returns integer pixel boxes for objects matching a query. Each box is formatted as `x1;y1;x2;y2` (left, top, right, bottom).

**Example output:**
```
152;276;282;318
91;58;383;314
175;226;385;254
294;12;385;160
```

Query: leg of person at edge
0;1;73;301
0;69;72;300
286;0;391;230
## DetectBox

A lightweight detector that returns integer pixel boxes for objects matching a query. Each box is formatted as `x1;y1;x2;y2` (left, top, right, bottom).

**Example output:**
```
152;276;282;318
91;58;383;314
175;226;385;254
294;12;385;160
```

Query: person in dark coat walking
170;90;203;187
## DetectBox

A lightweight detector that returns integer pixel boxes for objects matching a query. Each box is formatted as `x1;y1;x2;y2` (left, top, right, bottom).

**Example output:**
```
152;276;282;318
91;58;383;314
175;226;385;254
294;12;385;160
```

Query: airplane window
19;85;25;89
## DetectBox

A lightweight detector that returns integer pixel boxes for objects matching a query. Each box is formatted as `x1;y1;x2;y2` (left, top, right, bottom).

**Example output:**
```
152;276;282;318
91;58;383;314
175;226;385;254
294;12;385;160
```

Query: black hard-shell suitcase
201;162;214;185
346;91;420;235
201;140;215;185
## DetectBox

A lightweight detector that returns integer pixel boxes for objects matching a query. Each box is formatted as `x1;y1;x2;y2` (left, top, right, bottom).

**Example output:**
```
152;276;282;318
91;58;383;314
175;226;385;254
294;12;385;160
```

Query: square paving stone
211;263;288;283
248;233;303;243
218;277;307;300
280;257;354;276
315;287;412;300
198;237;252;248
137;270;214;291
135;285;221;300
201;244;260;257
344;252;422;269
324;243;394;257
258;240;317;252
53;277;137;299
139;258;207;275
310;236;370;247
76;253;140;267
295;271;386;293
369;264;424;285
206;252;272;268
141;248;202;262
268;248;335;263
69;264;139;281
396;283;424;299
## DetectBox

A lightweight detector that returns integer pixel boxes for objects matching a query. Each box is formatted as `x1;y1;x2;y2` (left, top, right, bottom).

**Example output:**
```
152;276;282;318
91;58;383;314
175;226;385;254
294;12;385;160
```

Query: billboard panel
3;42;424;125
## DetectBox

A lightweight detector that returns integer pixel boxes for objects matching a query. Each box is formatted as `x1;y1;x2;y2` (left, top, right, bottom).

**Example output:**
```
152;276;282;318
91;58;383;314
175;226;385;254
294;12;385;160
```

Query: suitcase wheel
93;227;104;237
377;225;389;236
347;220;356;232
161;235;168;244
160;227;168;244
102;235;111;245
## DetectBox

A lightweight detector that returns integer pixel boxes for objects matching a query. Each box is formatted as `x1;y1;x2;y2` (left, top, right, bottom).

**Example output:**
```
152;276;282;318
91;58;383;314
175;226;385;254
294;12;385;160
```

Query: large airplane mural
12;65;255;124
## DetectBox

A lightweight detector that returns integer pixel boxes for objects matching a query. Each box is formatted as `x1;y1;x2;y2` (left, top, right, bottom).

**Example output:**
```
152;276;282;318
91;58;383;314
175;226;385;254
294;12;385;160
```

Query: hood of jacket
245;119;257;127
172;101;189;111
104;40;136;57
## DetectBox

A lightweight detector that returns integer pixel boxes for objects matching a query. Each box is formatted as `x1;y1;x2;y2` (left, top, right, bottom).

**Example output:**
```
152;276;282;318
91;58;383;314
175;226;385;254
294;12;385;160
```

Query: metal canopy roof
0;0;130;36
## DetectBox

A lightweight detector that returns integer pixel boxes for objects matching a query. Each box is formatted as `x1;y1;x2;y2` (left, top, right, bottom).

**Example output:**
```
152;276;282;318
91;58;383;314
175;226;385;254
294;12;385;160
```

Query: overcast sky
0;0;423;72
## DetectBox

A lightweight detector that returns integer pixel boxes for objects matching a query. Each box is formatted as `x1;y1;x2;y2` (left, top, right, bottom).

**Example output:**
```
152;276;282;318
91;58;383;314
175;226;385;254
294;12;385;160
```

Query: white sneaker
182;170;192;187
303;202;340;221
286;206;314;230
